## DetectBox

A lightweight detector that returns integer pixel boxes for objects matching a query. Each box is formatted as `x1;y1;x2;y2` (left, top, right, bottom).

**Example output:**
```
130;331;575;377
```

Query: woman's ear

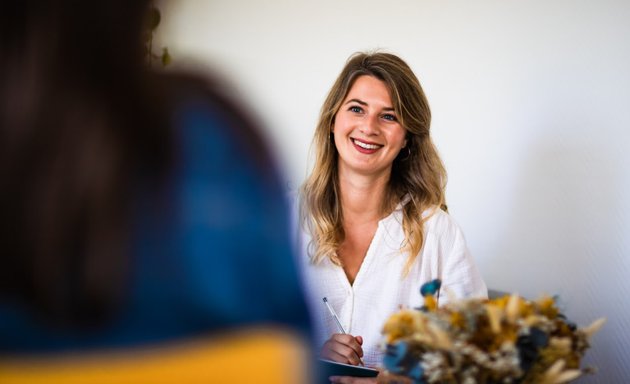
403;133;411;148
403;132;413;148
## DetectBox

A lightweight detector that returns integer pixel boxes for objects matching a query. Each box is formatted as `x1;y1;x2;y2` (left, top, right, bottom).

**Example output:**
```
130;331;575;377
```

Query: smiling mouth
352;138;383;150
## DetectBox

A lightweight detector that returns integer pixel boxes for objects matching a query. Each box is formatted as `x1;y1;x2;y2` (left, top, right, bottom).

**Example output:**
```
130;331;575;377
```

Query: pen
322;297;364;366
322;297;346;334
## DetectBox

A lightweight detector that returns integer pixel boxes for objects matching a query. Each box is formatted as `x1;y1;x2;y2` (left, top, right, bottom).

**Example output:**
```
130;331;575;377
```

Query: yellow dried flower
382;310;423;343
450;311;466;329
581;318;606;341
423;295;437;311
535;295;559;318
485;304;502;334
505;294;522;322
539;360;582;384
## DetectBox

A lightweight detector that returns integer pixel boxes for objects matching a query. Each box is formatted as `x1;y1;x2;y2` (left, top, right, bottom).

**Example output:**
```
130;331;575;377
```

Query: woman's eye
349;106;363;113
382;113;397;121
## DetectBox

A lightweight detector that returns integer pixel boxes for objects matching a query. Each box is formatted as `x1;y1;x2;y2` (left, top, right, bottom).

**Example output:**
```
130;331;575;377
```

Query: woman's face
332;75;407;179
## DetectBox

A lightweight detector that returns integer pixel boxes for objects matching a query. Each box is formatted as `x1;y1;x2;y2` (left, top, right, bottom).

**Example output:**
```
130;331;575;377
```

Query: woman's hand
321;333;364;366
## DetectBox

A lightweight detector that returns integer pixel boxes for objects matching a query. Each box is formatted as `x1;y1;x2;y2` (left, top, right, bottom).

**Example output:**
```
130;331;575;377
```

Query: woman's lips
352;138;383;154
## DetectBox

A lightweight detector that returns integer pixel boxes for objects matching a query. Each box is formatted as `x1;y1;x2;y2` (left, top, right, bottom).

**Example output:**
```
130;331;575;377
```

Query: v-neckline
336;220;383;288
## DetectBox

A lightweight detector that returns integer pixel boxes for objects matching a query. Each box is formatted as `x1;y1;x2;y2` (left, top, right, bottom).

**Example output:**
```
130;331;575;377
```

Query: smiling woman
298;51;487;380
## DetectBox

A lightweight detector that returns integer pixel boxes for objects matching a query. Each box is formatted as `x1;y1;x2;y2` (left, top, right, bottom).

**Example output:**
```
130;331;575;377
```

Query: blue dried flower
383;342;408;374
420;279;441;297
516;327;549;372
408;363;425;384
384;342;426;384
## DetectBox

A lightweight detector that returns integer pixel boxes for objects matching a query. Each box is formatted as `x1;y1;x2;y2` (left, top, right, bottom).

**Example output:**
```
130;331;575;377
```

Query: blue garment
0;90;311;352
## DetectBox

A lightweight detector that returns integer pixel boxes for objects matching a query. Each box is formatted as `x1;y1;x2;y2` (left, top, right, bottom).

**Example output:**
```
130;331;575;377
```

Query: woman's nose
359;115;380;136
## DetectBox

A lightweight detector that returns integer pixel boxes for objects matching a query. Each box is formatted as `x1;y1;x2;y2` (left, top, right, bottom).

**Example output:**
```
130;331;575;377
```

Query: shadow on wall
484;136;628;383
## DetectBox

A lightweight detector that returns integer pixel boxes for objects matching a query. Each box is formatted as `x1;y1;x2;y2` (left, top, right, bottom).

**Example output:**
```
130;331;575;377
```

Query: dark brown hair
0;1;170;325
1;1;283;326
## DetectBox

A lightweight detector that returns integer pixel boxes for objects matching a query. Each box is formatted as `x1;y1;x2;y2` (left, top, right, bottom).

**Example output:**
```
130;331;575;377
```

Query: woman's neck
338;168;391;225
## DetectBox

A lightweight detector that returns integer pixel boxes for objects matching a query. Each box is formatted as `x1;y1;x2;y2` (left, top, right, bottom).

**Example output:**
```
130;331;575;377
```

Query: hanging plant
144;3;171;67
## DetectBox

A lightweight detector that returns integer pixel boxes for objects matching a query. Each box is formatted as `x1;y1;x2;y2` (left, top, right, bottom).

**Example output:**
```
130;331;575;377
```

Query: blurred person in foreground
0;1;312;380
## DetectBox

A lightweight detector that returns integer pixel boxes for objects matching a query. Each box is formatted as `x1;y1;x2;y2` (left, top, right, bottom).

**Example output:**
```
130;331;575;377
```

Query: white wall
157;1;630;382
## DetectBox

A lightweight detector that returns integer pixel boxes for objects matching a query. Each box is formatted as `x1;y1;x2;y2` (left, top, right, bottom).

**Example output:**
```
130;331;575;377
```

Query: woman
0;0;311;354
300;52;487;381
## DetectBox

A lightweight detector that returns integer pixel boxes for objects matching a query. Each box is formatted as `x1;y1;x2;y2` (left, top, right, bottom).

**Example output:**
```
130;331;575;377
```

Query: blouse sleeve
433;212;488;304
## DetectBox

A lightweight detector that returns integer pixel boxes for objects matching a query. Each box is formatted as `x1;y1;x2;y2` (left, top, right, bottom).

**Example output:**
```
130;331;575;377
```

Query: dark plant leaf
161;47;171;66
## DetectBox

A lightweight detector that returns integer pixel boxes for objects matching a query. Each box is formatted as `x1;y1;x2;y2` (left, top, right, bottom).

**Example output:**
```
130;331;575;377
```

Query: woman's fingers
321;343;362;365
320;334;364;365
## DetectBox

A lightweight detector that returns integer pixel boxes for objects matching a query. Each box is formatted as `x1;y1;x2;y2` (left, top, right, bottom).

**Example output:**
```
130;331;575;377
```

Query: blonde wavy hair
300;51;447;273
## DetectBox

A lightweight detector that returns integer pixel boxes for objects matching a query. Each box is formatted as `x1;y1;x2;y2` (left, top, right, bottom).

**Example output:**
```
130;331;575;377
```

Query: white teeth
353;139;380;150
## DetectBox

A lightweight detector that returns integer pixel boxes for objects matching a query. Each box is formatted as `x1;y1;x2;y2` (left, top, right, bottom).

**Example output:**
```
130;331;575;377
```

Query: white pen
322;297;346;334
322;297;365;366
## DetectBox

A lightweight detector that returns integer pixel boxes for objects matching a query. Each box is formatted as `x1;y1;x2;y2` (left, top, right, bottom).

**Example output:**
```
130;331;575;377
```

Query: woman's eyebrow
344;98;368;106
344;98;395;111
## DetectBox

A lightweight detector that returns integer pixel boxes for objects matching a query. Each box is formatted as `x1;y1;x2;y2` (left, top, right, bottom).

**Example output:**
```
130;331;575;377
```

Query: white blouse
298;205;488;368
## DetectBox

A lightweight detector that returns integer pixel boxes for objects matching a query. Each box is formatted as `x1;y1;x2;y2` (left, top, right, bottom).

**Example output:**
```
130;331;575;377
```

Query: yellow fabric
0;327;311;384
